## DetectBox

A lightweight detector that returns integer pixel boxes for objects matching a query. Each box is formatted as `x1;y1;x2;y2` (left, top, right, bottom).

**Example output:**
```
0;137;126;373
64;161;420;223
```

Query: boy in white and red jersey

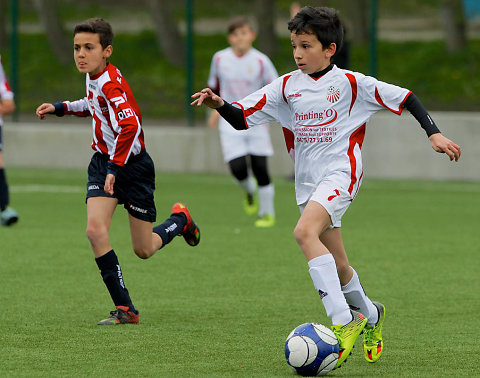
0;55;18;226
207;17;277;227
36;18;200;325
192;7;461;370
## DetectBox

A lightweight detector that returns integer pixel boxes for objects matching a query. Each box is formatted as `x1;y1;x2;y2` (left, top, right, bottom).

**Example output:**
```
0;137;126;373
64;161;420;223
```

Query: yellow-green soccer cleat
243;193;258;216
254;214;275;228
363;301;385;363
331;311;368;369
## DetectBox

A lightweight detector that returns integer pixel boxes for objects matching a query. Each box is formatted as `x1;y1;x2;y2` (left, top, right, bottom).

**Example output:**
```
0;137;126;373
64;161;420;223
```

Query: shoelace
363;326;375;345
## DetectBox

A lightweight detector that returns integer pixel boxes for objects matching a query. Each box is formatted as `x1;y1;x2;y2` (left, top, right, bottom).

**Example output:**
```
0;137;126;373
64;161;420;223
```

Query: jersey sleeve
102;81;142;167
232;76;288;128
356;73;411;115
261;56;279;85
0;59;14;101
63;98;91;117
207;53;220;93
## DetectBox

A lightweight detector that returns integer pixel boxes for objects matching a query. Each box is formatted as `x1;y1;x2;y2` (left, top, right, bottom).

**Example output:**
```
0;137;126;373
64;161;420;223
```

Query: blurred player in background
35;18;200;325
0;55;18;226
192;6;461;370
207;17;277;228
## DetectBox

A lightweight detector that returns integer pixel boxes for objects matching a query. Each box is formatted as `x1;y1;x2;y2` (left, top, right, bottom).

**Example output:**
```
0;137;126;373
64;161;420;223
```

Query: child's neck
309;64;333;79
232;46;251;57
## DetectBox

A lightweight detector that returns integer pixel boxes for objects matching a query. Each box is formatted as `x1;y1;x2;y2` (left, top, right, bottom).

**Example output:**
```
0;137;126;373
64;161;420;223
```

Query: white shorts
298;176;354;228
218;118;274;163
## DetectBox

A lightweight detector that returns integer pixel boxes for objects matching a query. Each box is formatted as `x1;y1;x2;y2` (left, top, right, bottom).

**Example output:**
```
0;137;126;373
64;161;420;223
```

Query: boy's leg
228;156;257;216
250;155;275;227
321;223;385;363
129;202;200;259
86;197;138;325
0;151;18;226
295;201;367;368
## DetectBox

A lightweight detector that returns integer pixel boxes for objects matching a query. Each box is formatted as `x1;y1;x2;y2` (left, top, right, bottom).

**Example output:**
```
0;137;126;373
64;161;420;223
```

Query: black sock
95;249;136;313
152;213;187;248
0;168;9;212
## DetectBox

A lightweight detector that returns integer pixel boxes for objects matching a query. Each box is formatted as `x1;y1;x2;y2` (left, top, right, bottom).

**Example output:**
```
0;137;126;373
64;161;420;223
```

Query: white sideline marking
11;185;84;194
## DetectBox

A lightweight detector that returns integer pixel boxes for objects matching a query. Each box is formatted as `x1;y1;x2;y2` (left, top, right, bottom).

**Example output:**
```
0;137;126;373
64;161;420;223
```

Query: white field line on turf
11;185;84;193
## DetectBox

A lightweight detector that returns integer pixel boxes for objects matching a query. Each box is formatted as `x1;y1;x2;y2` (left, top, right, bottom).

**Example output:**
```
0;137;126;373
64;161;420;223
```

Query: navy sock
95;249;136;313
152;213;187;248
0;168;9;212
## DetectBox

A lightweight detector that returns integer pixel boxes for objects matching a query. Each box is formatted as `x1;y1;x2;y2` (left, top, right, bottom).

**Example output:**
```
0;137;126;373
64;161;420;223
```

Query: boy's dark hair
227;17;253;35
288;7;343;56
74;18;114;49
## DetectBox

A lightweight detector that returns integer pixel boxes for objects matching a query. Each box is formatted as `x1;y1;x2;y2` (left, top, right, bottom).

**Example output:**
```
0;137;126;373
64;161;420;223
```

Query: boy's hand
104;174;115;195
429;133;461;162
191;88;225;109
35;103;55;119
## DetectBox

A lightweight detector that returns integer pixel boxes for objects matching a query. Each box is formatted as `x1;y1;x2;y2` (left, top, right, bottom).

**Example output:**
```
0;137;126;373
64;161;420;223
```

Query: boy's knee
133;246;153;260
293;223;310;245
85;222;105;243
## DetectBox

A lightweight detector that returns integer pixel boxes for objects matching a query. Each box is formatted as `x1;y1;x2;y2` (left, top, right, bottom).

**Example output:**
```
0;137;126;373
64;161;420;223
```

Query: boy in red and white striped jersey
36;18;200;325
192;6;461;369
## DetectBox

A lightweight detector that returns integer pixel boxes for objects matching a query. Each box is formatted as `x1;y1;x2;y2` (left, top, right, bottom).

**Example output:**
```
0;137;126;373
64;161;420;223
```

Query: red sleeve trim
231;101;249;129
375;88;412;115
282;75;292;103
345;73;357;116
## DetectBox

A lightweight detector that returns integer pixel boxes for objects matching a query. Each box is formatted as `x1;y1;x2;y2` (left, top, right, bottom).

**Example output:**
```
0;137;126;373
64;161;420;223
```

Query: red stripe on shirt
375;88;412;115
282;127;294;155
345;73;357;116
282;75;292;103
244;94;267;117
92;113;109;154
347;123;366;194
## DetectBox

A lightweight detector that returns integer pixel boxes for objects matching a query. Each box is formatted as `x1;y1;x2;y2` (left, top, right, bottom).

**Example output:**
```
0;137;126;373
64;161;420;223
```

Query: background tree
255;0;277;58
441;0;467;52
0;0;7;50
33;0;71;65
147;0;185;66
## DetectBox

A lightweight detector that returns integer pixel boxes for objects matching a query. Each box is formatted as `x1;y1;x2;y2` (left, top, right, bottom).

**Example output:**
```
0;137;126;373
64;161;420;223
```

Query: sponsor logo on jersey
326;86;340;103
295;108;337;127
89;83;97;91
117;108;135;120
287;92;302;98
129;203;147;214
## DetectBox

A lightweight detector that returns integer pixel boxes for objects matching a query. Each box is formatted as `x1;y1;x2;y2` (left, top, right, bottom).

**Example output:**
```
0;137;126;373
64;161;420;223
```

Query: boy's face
228;25;256;55
73;32;112;76
291;31;336;74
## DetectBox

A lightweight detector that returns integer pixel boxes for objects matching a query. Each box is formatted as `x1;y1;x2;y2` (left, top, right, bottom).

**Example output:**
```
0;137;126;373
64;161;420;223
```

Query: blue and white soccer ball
285;323;339;376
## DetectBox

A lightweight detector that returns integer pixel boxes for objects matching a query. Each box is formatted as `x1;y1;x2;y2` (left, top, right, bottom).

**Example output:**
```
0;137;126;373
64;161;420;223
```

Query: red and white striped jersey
233;65;411;205
61;63;144;167
208;47;278;102
0;56;14;126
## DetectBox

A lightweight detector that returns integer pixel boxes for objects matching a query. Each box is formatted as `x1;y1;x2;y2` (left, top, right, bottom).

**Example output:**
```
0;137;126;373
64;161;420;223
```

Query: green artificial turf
1;169;479;376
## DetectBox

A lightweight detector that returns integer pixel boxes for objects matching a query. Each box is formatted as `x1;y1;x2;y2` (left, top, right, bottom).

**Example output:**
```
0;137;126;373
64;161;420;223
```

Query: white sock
258;183;275;217
308;254;352;326
341;267;379;326
238;175;256;195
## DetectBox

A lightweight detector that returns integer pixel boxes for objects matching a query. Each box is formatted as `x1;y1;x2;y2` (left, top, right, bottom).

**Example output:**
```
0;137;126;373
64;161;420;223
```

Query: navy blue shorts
86;150;157;222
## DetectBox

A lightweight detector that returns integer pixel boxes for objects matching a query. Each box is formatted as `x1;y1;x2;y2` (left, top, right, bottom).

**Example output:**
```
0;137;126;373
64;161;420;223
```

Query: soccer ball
285;323;339;376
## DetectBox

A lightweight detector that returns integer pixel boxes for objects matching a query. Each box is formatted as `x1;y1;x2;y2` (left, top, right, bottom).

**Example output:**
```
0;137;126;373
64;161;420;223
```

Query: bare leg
128;214;163;259
86;197;118;258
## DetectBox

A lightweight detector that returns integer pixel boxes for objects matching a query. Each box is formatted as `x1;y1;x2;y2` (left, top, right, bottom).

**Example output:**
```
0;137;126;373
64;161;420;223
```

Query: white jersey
208;47;278;162
233;65;411;205
0;56;14;126
208;47;278;102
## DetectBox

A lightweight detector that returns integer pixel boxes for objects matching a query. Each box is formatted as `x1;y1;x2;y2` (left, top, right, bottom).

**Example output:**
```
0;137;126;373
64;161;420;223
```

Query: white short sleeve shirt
233;65;411;204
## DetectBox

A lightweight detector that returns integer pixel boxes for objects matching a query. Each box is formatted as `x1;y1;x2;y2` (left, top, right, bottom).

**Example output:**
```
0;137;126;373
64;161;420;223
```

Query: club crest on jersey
326;86;340;103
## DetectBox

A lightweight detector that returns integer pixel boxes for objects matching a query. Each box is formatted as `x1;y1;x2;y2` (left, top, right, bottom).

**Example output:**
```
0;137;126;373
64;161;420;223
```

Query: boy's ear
104;45;113;59
325;43;337;59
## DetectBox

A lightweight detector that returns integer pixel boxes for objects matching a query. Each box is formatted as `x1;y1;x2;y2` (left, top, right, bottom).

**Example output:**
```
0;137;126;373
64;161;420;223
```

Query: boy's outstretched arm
191;87;247;130
191;87;224;108
429;133;461;162
404;93;461;162
35;103;55;119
